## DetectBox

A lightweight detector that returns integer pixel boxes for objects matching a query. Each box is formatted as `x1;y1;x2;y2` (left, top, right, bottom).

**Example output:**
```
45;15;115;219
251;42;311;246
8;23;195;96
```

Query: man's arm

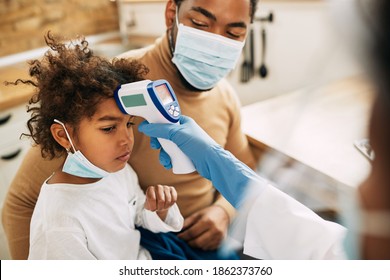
1;145;63;259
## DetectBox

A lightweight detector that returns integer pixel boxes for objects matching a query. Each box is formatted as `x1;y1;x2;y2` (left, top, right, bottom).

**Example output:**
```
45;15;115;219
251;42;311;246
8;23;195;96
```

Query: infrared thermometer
114;79;196;174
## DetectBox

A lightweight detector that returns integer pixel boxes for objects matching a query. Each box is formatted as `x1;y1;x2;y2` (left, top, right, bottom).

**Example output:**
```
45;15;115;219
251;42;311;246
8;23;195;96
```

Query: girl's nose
119;127;134;146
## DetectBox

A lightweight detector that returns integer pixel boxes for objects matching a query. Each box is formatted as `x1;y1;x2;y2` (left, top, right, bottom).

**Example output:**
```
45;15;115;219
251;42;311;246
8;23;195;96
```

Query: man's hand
144;185;178;221
177;205;230;250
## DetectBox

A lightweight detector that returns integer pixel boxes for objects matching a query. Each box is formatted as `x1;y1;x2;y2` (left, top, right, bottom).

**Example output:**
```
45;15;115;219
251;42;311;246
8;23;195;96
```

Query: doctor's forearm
200;145;266;208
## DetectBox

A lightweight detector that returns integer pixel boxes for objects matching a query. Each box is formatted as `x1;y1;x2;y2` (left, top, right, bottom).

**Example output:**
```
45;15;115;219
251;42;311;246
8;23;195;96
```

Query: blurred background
0;0;364;104
0;0;373;259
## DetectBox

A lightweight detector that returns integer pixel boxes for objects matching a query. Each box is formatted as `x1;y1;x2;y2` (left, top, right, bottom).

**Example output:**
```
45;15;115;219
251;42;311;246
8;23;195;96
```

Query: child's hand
144;185;178;220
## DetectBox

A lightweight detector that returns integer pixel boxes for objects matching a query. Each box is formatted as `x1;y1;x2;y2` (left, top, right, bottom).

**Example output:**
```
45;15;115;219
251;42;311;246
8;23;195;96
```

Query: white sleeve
28;229;97;260
230;183;347;260
141;203;184;233
129;170;183;233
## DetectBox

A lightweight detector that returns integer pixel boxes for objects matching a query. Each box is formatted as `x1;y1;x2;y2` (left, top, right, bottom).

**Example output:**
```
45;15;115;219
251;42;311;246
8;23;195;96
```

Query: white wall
123;1;363;105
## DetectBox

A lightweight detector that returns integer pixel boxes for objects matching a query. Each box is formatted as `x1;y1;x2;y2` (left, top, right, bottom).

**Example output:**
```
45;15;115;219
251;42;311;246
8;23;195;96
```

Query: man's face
172;0;251;43
166;0;252;91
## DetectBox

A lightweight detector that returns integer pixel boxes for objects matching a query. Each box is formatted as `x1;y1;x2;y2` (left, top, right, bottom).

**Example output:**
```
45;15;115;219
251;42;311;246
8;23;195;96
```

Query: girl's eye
127;116;135;128
101;126;115;133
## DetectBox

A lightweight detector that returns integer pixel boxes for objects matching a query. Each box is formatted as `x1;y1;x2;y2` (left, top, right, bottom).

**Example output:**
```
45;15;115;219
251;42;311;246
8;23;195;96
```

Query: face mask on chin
171;8;245;91
54;119;110;179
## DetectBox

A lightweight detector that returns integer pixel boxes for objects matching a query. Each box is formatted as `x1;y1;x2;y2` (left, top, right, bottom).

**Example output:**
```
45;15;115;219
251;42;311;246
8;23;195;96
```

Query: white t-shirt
28;164;183;260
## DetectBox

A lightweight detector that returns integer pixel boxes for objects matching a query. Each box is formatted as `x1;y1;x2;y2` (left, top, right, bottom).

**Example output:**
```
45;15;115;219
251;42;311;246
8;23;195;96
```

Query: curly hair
173;0;259;23
9;32;149;160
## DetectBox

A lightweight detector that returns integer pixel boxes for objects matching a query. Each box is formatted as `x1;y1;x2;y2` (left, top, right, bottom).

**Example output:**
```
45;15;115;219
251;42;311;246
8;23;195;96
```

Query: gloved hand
138;115;265;208
140;115;218;160
148;137;173;170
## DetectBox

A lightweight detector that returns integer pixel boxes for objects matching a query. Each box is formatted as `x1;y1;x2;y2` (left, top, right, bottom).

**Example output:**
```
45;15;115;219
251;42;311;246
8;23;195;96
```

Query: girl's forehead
91;98;126;120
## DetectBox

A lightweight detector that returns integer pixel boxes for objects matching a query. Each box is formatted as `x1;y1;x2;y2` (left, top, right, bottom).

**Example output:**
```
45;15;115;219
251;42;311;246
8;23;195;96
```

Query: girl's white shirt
28;164;183;260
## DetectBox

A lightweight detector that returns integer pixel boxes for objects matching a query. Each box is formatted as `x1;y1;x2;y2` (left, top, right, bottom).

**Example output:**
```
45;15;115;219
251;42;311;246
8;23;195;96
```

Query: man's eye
228;32;241;39
191;19;208;28
227;29;246;40
127;121;135;128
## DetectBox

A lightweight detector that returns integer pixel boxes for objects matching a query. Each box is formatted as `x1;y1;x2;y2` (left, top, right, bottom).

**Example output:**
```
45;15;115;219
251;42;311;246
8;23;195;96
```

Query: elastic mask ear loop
54;119;77;154
175;5;179;27
169;5;180;55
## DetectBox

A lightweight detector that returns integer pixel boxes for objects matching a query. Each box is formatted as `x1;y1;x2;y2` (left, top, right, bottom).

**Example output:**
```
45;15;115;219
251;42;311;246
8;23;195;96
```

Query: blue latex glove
138;115;265;208
149;137;173;170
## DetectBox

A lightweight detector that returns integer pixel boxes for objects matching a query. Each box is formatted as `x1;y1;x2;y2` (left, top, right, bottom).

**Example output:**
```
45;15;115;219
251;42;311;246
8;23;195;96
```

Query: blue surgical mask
54;119;109;179
171;11;245;90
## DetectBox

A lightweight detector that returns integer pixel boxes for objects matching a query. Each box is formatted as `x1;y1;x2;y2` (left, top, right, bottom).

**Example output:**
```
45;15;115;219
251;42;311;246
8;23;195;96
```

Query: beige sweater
2;33;255;259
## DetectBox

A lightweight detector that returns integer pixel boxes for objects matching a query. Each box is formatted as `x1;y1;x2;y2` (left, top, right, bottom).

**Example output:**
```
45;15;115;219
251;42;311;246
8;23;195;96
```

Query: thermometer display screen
155;84;174;105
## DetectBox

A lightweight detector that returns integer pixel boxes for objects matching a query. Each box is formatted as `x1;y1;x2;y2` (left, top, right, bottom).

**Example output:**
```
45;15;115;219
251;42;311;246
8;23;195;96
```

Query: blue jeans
137;227;239;260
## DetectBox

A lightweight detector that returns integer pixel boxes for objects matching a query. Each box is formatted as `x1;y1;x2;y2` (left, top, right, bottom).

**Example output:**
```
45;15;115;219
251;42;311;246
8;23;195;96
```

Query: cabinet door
0;113;31;202
0;140;30;208
0;172;11;260
0;105;30;259
0;104;29;127
0;215;11;259
0;139;30;260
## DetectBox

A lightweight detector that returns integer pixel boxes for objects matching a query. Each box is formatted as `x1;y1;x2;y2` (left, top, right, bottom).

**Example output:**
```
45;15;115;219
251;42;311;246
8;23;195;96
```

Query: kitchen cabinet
0;103;31;260
115;0;322;2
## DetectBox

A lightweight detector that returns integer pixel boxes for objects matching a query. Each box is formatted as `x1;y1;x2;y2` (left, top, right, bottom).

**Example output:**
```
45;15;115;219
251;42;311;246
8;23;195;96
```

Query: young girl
13;32;183;259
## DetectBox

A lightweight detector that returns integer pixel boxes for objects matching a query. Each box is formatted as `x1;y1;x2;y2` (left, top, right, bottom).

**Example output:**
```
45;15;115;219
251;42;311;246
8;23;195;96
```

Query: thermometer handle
157;138;196;174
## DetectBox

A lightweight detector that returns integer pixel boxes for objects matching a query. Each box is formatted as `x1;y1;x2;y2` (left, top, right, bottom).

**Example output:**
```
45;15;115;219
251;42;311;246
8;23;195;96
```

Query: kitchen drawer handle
0;114;12;126
1;148;22;161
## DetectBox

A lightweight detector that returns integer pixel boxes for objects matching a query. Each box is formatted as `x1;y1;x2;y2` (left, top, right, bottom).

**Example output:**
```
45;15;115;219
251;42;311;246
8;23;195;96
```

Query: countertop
0;34;159;112
0;63;32;111
241;75;375;200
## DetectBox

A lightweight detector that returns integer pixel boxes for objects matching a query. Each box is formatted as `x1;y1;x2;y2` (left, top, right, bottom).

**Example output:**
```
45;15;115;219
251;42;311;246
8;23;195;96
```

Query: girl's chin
111;162;128;172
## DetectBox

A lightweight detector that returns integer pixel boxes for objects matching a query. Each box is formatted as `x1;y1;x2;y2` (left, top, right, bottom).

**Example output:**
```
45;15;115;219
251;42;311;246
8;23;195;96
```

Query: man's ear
165;0;177;29
50;123;71;151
